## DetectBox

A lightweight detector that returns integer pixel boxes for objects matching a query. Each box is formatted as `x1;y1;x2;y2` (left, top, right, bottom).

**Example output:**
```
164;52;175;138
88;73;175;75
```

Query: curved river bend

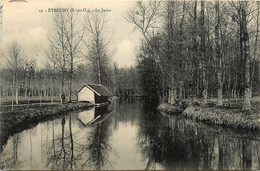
0;99;260;170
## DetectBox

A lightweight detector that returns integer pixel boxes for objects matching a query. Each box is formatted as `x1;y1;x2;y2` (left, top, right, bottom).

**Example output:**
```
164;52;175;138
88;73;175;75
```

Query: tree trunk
217;72;223;106
168;87;171;103
202;68;207;105
193;1;198;99
68;74;72;103
179;81;183;104
97;57;101;84
178;1;185;103
61;68;65;104
12;73;15;110
0;86;2;107
25;86;27;98
215;0;223;106
241;2;251;111
51;85;54;104
170;87;176;105
15;88;18;105
40;87;42;106
201;0;207;106
69;53;73;103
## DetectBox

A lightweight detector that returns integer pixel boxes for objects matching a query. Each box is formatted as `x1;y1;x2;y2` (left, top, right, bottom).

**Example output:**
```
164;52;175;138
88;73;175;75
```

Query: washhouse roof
78;83;113;97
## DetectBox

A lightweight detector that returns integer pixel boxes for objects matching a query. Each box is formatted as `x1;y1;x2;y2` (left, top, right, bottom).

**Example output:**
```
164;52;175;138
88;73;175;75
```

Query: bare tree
7;41;23;109
126;1;162;102
49;12;69;103
84;12;113;85
25;58;36;105
125;1;161;42
64;12;84;103
46;47;57;104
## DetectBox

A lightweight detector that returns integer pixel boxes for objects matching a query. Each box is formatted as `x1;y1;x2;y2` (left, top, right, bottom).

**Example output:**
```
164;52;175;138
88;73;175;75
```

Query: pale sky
1;0;141;68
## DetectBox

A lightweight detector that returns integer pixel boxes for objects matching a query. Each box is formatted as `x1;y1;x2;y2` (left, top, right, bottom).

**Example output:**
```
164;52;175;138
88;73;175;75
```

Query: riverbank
0;102;93;150
158;98;260;131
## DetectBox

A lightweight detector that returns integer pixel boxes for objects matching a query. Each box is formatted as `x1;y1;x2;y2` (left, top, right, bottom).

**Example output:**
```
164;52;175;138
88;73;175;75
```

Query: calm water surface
0;99;260;170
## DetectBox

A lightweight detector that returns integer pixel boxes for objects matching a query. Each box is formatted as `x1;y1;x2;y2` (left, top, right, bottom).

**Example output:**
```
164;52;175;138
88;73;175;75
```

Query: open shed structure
77;83;113;104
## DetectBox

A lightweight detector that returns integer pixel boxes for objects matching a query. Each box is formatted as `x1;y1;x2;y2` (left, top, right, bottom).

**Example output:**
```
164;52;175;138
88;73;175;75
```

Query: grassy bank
0;96;78;106
0;102;93;150
158;103;187;114
158;98;260;131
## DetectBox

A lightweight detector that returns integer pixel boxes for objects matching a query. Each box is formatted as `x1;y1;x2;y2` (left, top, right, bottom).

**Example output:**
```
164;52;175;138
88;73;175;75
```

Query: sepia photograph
0;0;260;170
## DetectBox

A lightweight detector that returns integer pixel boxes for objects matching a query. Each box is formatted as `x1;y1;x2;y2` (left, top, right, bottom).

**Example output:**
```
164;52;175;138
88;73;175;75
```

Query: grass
0;95;78;106
158;97;260;131
158;103;187;114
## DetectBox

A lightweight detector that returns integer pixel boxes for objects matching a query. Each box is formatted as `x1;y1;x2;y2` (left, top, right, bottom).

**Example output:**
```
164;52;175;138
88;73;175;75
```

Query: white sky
1;0;141;68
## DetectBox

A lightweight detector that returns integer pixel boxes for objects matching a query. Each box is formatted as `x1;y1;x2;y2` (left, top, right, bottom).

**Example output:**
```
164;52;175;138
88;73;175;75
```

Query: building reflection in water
0;99;260;170
43;104;115;170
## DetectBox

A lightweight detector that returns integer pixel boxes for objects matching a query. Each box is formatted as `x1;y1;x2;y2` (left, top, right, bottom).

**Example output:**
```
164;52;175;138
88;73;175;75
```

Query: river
0;98;260;170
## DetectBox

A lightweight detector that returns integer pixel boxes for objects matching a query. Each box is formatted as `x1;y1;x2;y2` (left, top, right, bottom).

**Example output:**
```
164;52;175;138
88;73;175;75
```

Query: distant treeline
0;62;142;104
0;11;142;107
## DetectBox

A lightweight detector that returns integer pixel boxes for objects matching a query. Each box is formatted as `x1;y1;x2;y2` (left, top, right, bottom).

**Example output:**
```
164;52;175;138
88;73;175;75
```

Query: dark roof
78;83;113;97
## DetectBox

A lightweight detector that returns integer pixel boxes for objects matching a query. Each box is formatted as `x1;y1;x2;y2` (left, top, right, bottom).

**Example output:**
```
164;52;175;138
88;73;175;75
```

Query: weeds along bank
158;99;260;131
0;102;93;151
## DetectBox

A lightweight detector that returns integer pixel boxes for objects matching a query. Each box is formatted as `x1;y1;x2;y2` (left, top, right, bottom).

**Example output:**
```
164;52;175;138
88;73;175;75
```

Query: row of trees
0;11;141;108
127;1;260;110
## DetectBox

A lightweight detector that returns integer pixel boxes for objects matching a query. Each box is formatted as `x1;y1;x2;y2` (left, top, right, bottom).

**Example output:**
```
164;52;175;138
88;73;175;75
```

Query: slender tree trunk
179;81;183;104
45;86;48;101
170;88;176;105
14;65;19;105
69;38;73;103
178;1;185;103
97;57;101;84
68;59;73;103
12;71;15;110
61;67;65;103
241;2;251;111
51;64;55;104
40;87;42;106
196;74;199;99
193;1;198;99
51;83;54;104
15;88;18;105
28;87;30;106
201;0;207;106
0;86;1;107
25;86;27;98
170;78;176;104
168;87;171;103
215;1;223;106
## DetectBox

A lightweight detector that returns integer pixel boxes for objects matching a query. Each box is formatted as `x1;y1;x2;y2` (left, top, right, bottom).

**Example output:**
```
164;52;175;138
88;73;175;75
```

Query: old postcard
0;0;260;170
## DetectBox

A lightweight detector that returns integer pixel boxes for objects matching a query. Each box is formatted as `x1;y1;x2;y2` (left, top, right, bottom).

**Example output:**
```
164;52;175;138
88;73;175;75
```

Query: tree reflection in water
79;104;116;170
79;121;114;170
44;106;114;170
1;100;260;170
44;115;78;170
137;101;260;170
